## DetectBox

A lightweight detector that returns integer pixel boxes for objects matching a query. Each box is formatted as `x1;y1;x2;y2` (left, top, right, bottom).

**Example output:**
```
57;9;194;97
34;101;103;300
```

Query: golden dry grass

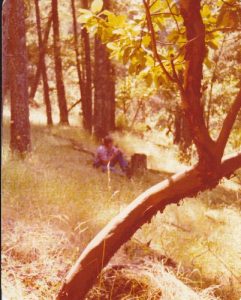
2;120;241;300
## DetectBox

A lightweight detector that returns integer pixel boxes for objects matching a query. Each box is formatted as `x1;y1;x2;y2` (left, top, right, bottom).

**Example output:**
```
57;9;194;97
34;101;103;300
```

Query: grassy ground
2;120;241;300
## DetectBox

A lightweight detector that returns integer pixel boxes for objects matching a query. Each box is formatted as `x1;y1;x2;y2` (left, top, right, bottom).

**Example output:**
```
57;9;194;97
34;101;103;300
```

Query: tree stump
131;153;147;175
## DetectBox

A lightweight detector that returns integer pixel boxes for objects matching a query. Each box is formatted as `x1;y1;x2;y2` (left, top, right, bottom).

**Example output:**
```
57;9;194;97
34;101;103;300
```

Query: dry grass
2;120;241;300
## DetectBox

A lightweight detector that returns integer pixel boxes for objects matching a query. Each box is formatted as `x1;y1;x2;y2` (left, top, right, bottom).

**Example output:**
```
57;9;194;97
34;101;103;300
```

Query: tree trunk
179;0;216;165
131;153;147;175
81;0;92;132
29;14;52;102
34;0;53;125
56;153;241;300
94;38;115;138
8;0;31;154
206;36;226;131
52;0;69;125
71;0;85;117
2;0;11;99
93;0;115;139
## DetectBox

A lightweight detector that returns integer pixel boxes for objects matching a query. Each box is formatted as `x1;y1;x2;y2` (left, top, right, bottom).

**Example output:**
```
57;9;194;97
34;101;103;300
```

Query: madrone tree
57;0;241;299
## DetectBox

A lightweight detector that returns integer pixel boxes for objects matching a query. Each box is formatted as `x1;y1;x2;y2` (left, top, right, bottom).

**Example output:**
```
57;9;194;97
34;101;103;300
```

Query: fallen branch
67;99;82;113
52;133;95;157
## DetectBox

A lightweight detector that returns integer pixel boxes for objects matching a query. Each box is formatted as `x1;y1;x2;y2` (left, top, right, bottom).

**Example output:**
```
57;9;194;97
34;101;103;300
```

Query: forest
2;0;241;299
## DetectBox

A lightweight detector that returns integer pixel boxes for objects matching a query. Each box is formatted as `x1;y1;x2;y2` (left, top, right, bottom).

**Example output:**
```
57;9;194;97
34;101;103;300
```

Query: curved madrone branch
57;1;241;299
57;153;241;300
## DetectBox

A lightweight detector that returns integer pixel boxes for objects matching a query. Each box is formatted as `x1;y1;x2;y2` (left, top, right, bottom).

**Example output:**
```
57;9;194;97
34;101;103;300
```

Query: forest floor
2;119;241;300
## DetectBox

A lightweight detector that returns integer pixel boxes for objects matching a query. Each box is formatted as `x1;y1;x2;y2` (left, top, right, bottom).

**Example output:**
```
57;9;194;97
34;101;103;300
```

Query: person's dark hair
103;135;113;146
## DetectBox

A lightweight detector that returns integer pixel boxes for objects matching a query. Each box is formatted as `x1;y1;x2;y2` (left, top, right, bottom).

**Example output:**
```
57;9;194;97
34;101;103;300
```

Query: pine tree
52;0;69;125
8;0;31;154
93;0;115;138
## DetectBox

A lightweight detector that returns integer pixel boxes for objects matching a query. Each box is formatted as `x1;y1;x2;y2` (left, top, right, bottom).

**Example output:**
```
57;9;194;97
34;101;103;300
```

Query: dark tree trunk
34;0;53;125
131;153;147;175
81;0;92;132
2;0;11;99
93;0;115;139
52;0;69;125
94;37;115;138
8;0;31;154
29;14;52;102
71;0;85;117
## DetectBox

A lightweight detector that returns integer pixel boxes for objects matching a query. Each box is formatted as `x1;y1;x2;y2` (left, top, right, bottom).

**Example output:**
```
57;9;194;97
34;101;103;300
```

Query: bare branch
165;0;180;33
216;86;241;157
29;13;52;101
207;27;241;33
151;12;179;17
170;55;184;92
221;151;241;177
221;0;240;8
68;99;82;112
143;0;176;83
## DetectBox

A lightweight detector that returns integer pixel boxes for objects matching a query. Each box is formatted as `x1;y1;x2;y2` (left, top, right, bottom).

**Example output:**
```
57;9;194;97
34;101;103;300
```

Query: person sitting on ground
93;135;131;177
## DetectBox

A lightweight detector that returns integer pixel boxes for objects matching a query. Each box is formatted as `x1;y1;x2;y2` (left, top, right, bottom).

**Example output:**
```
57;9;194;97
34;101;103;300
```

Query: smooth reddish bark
57;153;241;300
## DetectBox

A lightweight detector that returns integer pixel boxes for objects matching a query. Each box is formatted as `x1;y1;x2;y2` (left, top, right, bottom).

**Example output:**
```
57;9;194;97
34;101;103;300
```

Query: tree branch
206;35;226;130
143;0;176;83
207;27;241;33
170;55;184;92
68;99;82;112
165;0;180;33
220;151;241;177
56;151;241;300
29;13;52;101
216;86;241;157
179;0;216;162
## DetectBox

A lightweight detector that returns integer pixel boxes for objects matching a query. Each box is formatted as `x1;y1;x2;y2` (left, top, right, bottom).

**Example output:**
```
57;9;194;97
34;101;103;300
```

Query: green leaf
145;73;153;87
113;28;125;35
150;0;161;13
106;42;118;51
91;0;103;14
142;35;151;47
108;14;126;27
100;9;112;16
123;47;132;65
146;55;155;67
78;10;93;23
204;58;213;69
170;3;179;15
202;4;211;18
208;40;218;50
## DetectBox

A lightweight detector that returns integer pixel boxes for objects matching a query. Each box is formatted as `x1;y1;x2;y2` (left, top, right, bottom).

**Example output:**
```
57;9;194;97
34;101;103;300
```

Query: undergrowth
2;122;241;299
